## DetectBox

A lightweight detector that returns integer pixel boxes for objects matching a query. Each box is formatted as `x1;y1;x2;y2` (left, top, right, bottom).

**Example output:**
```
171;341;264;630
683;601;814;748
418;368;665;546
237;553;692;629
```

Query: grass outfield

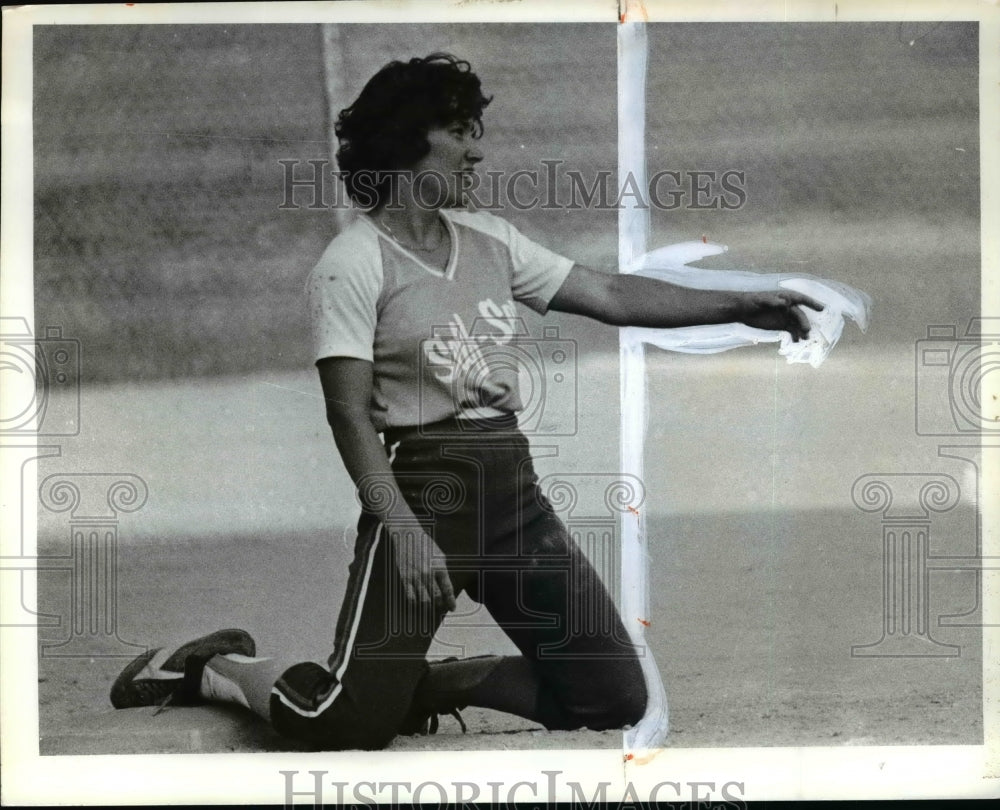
33;23;977;381
32;24;618;383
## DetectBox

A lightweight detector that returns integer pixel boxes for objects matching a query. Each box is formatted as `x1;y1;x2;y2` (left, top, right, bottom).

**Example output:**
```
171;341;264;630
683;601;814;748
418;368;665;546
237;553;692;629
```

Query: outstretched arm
548;265;824;342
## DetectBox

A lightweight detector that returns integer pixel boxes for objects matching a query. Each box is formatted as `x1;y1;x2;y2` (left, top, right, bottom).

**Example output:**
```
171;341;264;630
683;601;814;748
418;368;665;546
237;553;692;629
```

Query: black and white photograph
1;0;996;804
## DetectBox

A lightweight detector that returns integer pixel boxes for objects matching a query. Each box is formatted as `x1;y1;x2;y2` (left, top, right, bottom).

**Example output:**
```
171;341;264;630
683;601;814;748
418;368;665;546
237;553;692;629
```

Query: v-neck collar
364;213;457;280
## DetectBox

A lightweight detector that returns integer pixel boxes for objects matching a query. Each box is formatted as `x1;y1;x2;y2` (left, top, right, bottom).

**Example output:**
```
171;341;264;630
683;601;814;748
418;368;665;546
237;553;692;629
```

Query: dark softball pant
270;418;647;749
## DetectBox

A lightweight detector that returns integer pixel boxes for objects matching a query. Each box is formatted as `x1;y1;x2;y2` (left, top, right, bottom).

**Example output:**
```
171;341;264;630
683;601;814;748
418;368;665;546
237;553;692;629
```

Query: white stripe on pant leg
272;525;383;718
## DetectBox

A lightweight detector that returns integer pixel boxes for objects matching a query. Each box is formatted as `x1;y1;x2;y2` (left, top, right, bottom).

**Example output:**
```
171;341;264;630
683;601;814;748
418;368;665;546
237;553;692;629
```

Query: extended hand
389;526;457;612
740;291;825;342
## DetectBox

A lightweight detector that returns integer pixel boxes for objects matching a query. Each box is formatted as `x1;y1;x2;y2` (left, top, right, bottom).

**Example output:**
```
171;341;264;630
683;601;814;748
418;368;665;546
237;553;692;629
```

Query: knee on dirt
544;672;648;732
269;662;400;751
582;679;648;730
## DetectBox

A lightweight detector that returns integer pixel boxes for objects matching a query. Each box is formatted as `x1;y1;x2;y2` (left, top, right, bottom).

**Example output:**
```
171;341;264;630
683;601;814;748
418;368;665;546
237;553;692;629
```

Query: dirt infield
35;349;982;752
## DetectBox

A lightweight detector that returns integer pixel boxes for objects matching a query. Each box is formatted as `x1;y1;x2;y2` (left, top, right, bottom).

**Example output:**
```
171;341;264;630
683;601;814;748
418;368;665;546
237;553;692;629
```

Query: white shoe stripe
136;648;183;681
272;524;383;718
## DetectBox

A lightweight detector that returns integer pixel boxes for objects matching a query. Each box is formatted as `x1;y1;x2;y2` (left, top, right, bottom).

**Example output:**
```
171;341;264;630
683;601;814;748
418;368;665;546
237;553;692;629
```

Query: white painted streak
618;20;669;754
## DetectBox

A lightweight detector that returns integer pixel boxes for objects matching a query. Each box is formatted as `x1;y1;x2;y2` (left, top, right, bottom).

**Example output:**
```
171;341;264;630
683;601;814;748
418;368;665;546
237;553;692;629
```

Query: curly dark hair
334;53;492;208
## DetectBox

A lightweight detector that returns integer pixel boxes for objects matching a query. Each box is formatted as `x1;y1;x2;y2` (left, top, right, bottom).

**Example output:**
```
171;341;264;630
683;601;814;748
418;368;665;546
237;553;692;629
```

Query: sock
200;660;252;709
199;654;289;720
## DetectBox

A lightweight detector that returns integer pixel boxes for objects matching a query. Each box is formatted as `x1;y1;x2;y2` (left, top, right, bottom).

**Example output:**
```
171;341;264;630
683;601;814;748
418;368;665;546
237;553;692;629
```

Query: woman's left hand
740;291;825;342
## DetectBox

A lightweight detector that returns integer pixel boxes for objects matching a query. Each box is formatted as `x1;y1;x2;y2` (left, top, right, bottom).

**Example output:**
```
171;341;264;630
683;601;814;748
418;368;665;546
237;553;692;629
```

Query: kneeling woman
111;53;820;750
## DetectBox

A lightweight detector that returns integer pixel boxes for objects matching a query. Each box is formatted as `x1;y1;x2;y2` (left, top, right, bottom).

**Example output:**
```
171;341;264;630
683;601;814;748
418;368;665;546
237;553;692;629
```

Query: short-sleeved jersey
306;209;574;432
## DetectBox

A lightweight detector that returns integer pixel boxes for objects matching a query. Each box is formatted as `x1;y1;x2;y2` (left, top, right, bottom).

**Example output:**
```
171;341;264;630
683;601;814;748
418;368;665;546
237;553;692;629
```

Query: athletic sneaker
398;655;499;735
110;628;255;712
399;704;468;735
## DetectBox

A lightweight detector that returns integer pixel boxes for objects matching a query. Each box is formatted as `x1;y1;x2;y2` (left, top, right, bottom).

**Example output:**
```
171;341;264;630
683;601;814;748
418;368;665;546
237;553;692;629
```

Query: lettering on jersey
423;298;520;385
